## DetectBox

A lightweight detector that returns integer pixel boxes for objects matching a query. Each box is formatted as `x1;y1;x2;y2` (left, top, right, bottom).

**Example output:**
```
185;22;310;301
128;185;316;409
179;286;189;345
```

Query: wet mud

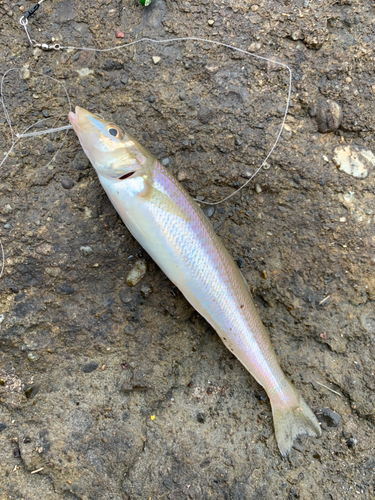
0;1;375;499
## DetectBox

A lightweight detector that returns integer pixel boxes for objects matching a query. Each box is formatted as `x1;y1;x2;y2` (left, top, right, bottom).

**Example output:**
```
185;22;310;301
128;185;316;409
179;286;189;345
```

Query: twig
31;467;44;474
319;295;331;306
315;381;342;397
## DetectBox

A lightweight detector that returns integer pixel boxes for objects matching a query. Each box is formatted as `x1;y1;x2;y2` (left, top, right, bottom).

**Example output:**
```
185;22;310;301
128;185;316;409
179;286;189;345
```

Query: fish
68;106;321;456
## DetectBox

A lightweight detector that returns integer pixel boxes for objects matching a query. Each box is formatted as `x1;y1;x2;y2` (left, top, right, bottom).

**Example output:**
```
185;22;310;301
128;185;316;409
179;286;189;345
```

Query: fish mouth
68;106;79;127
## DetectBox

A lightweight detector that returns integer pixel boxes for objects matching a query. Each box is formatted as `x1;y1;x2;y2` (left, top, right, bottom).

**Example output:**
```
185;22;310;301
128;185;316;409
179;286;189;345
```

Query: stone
61;177;75;189
282;123;293;140
177;171;189;182
360;312;375;333
126;260;147;287
152;56;161;65
204;206;215;218
58;283;75;295
311;99;343;133
103;60;123;71
315;408;341;429
82;362;98;373
80;246;93;257
140;285;153;298
19;67;30;80
161;157;171;167
73;151;90;171
333;145;375;179
196;412;205;423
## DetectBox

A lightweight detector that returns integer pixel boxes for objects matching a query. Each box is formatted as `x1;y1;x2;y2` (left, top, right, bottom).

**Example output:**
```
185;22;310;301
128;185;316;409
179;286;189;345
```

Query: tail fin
271;393;322;457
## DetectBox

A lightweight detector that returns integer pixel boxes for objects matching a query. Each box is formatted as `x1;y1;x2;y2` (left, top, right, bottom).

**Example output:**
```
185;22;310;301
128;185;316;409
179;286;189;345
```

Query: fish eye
107;125;122;139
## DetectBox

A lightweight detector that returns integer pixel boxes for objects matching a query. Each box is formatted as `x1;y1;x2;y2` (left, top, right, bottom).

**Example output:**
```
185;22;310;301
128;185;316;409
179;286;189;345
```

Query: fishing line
0;67;72;279
18;1;292;206
0;1;292;279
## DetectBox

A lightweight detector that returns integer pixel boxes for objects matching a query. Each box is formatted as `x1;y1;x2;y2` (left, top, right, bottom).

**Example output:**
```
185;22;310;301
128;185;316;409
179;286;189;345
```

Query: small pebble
28;352;40;362
248;42;261;52
148;95;156;103
126;260;147;287
179;89;186;101
204;206;215;218
235;138;242;146
58;283;75;295
177;171;189;182
161;157;171;167
121;74;128;85
42;109;50;118
24;385;39;399
46;143;54;153
282;123;293;140
251;4;259;11
207;19;214;26
82;362;98;373
4;223;11;229
141;285;153;298
152;56;161;65
339;217;346;222
80;246;93;257
0;423;7;433
119;289;132;304
255;183;262;193
19;67;30;80
333;145;375;179
61;177;75;189
360;312;375;333
315;408;341;429
310;99;343;133
196;412;206;423
115;30;125;38
346;437;356;449
73;151;90;171
236;257;244;268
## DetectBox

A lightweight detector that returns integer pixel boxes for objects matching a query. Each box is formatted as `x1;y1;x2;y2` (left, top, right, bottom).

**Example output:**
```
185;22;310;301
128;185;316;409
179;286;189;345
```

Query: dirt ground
1;0;375;499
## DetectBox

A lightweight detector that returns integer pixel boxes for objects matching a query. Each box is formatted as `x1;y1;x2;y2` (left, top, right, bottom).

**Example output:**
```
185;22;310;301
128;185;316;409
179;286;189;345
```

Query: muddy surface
1;1;375;499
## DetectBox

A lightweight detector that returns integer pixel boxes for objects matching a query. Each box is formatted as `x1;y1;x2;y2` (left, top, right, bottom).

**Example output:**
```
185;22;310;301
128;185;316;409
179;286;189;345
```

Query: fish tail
270;391;322;457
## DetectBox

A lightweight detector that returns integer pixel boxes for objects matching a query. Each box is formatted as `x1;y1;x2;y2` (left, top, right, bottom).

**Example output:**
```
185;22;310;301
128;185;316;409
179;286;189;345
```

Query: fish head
68;106;147;180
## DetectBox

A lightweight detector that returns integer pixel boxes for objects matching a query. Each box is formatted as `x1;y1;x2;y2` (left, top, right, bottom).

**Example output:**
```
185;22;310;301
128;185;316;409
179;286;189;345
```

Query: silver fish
68;106;321;455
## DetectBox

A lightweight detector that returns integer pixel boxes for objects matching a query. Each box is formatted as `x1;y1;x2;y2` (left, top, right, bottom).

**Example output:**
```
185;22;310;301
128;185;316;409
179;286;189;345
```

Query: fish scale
69;106;322;456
